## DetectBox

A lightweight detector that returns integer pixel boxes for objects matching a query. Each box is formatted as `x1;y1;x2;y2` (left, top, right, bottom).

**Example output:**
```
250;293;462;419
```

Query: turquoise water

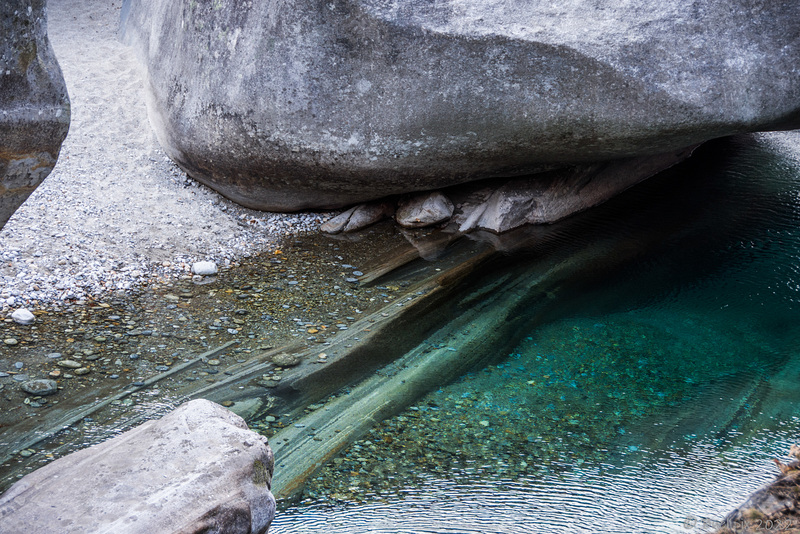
270;136;800;533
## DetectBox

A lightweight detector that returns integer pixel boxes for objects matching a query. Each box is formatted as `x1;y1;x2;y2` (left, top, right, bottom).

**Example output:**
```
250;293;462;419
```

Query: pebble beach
0;0;330;312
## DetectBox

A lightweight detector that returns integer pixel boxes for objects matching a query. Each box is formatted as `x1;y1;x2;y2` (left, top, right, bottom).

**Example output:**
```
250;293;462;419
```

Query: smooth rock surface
192;261;217;276
0;399;275;534
0;0;70;229
320;201;395;234
121;0;800;211
10;308;35;325
396;192;455;228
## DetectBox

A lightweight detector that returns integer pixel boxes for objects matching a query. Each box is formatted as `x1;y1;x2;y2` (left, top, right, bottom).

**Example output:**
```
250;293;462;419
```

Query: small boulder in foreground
0;399;275;534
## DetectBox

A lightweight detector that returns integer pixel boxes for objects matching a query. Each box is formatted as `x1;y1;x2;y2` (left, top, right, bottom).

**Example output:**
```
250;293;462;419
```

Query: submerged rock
0;0;70;230
0;399;275;534
121;0;799;211
270;352;302;367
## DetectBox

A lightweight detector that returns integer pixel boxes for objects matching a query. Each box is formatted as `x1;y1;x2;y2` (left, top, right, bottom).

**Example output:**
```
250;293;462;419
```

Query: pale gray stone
192;261;217;276
343;201;395;233
319;206;358;234
0;399;275;534
10;308;35;325
396;192;455;228
320;201;395;234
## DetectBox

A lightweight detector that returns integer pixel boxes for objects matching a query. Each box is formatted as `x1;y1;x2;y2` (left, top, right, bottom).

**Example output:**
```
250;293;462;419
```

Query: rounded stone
11;308;35;325
20;379;59;396
191;261;218;276
57;360;82;369
74;367;91;376
4;338;18;346
270;352;301;367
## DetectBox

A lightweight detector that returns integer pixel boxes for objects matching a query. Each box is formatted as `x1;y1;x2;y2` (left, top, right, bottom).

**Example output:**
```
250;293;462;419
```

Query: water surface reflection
270;135;800;533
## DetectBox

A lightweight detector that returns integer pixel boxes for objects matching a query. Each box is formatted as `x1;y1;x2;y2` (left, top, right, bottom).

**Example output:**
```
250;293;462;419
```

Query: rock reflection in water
271;135;800;532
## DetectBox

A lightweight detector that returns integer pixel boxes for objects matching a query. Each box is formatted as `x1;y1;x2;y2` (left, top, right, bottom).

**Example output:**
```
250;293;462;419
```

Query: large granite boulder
121;0;800;212
0;399;275;534
0;0;70;229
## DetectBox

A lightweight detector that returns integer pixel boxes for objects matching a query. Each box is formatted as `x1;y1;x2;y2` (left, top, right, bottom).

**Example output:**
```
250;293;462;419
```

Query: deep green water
270;136;800;533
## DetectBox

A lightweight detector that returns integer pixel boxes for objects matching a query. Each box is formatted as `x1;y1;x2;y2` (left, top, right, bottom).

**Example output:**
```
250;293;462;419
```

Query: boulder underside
121;0;800;213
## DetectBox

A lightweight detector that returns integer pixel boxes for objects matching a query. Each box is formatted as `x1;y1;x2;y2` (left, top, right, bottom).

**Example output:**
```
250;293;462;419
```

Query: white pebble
192;261;217;276
11;308;35;325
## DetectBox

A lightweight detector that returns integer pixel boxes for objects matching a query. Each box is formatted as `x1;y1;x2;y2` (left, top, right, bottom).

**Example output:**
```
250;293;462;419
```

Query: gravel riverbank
0;0;331;312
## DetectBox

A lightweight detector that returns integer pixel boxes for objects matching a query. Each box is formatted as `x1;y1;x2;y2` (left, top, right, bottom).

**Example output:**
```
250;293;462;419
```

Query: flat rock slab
0;399;275;534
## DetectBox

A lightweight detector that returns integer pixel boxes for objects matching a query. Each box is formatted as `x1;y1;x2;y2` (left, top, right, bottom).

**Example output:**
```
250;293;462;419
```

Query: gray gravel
0;0;333;312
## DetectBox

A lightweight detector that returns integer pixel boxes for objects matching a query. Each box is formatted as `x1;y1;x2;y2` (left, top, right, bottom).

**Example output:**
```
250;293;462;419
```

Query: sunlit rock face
0;0;70;229
121;0;800;212
0;400;275;534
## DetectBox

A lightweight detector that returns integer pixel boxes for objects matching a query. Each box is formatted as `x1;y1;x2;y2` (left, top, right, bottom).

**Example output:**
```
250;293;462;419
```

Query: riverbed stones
20;379;58;396
0;0;71;230
121;0;800;212
0;399;275;534
10;308;35;325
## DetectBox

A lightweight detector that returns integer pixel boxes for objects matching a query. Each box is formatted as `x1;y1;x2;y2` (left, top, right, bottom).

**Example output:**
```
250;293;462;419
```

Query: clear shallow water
270;136;800;533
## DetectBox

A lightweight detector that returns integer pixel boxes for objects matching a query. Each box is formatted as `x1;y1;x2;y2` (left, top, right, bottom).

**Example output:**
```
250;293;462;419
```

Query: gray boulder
121;0;800;212
0;399;275;534
0;0;70;229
